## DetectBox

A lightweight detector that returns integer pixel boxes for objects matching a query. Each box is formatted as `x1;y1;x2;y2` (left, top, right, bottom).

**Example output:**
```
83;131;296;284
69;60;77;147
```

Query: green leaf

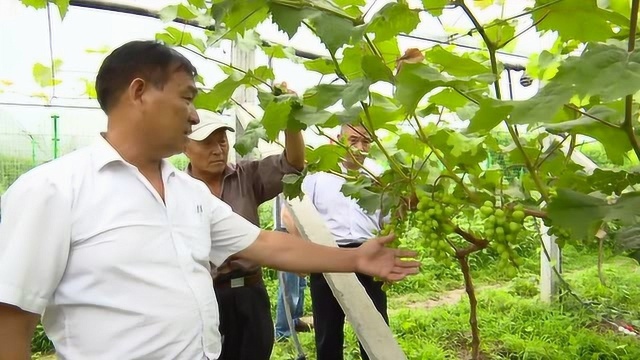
429;88;469;111
159;4;200;22
261;44;297;60
291;105;334;126
32;60;62;88
188;0;206;8
532;0;627;42
261;100;292;140
361;55;394;83
585;168;640;196
374;37;401;71
396;133;426;157
394;63;453;113
236;30;262;52
544;106;630;165
508;83;573;125
20;0;46;10
340;45;366;79
551;43;640;102
304;58;336;75
83;79;97;99
310;12;354;54
306;144;346;173
342;78;370;108
325;106;362;128
484;19;515;47
368;93;404;130
467;98;513;134
212;0;270;37
156;27;206;53
305;84;345;110
367;2;420;42
282;173;305;200
341;178;381;214
194;72;246;112
425;46;492;77
234;120;267;156
269;3;307;38
547;189;640;239
53;0;69;18
247;66;274;86
422;0;449;16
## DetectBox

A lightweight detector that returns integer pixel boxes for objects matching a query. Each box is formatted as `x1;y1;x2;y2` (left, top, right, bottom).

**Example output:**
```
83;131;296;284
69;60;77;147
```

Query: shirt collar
92;133;176;177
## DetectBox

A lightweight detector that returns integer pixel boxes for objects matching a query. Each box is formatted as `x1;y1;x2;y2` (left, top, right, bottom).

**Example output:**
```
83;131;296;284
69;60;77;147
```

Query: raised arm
284;130;305;171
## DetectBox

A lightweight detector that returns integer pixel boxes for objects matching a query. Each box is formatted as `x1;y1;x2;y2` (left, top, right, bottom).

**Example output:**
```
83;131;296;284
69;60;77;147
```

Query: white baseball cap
188;109;235;141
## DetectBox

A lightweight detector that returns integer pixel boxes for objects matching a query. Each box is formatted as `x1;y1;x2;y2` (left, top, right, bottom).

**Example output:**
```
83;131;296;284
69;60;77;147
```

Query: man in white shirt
303;124;391;360
0;41;419;360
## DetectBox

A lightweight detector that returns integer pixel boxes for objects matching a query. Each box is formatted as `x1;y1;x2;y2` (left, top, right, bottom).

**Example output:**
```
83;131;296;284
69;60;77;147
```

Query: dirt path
406;284;502;310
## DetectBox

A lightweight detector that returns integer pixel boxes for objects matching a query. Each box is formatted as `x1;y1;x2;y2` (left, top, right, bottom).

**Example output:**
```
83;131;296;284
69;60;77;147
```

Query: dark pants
309;263;388;360
215;281;274;360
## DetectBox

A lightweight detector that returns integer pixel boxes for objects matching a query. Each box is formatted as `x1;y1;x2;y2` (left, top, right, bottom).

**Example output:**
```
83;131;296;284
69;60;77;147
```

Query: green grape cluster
479;201;526;277
414;193;457;265
543;220;572;248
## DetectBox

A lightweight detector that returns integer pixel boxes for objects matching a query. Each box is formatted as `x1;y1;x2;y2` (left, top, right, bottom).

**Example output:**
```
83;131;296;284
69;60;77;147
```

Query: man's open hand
354;234;420;282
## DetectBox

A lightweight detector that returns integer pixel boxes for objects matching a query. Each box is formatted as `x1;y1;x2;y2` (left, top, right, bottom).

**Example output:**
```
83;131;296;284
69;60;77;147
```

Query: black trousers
309;267;389;360
215;281;274;360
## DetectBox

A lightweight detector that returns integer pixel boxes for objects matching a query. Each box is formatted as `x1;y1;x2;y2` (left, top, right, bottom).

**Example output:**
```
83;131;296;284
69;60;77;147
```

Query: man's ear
128;78;146;107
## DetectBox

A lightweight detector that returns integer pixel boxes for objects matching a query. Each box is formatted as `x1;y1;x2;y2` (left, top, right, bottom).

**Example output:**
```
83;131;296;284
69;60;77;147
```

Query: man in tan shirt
185;108;305;360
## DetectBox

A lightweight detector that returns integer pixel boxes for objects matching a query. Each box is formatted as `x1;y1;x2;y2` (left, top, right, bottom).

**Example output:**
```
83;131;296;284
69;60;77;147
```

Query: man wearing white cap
184;107;305;360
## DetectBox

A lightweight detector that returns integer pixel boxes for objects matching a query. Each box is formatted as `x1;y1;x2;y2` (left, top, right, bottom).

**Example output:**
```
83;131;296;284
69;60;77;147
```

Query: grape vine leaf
367;2;420;42
212;0;270;38
425;46;492;77
32;61;62;87
305;84;345;110
532;0;627;42
309;12;354;54
269;3;308;38
484;19;515;48
194;72;246;112
396;133;426;157
262;100;292;140
83;79;97;99
341;177;381;214
304;58;336;75
508;83;573;125
586;168;640;196
422;0;449;17
467;98;513;133
429;88;469;112
282;173;305;200
362;55;394;84
234;120;267;156
188;0;206;8
306;144;346;173
156;27;206;53
261;44;297;60
158;4;199;22
341;45;366;79
547;189;640;239
342;78;371;108
373;37;401;71
551;43;640;102
21;0;68;18
395;63;461;113
291;105;334;127
545;105;630;165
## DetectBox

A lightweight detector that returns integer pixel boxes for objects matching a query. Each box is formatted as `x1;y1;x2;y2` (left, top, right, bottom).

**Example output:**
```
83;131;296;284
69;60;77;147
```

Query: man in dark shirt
185;108;305;360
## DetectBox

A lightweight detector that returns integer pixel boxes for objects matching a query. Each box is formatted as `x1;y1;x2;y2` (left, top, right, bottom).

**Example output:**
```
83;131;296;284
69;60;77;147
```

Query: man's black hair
95;40;198;113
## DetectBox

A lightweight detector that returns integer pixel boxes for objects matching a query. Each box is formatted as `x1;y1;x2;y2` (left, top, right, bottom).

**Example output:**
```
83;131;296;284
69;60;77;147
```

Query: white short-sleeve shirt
0;137;260;360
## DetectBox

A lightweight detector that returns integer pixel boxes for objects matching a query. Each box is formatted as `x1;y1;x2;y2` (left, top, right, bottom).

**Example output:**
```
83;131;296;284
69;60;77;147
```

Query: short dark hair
95;40;198;113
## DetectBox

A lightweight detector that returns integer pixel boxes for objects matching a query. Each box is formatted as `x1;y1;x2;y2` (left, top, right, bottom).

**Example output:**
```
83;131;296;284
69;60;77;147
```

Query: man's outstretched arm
236;231;420;282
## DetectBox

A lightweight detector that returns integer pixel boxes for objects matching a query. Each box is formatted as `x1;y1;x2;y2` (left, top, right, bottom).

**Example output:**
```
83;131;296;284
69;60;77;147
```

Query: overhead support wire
67;0;531;61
